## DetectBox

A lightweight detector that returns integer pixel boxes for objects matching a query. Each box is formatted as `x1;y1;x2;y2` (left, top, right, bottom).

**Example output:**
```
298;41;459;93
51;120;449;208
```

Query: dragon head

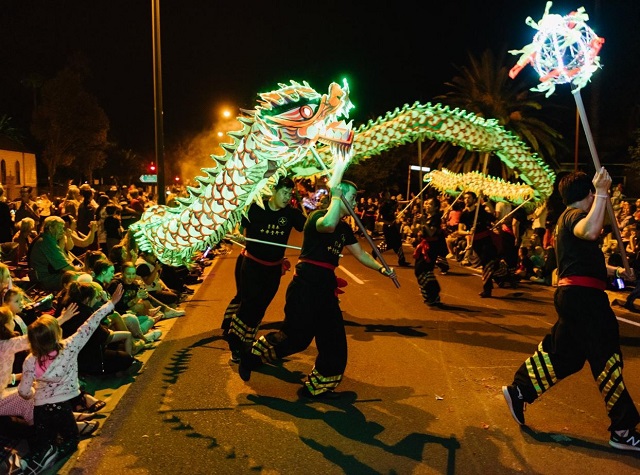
251;79;355;172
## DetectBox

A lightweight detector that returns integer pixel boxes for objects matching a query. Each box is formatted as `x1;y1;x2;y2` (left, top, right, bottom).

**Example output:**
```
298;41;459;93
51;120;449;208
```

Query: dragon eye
300;104;315;119
275;103;319;121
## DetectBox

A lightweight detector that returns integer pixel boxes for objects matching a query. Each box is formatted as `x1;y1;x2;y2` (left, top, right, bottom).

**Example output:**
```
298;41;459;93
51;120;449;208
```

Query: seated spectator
12;217;38;265
115;261;184;319
93;259;161;345
28;216;82;291
135;250;180;307
514;246;534;281
60;213;99;259
3;288;31;374
0;262;14;294
59;281;137;375
83;250;108;275
530;245;546;276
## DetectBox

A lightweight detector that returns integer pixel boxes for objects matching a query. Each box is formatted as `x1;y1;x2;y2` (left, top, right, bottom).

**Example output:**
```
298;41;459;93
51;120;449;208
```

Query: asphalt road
62;231;640;474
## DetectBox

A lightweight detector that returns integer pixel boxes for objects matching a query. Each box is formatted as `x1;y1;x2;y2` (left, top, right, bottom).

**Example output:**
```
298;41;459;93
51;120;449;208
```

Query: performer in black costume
222;177;306;361
378;192;410;267
503;168;640;452
458;192;498;297
238;180;396;399
413;197;447;306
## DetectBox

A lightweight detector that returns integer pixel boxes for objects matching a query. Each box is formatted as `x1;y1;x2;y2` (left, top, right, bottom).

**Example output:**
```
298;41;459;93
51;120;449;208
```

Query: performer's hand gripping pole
573;89;633;278
310;148;400;288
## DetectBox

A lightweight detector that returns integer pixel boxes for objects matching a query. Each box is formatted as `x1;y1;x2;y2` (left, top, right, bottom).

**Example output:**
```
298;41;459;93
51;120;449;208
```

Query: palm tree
0;114;23;144
430;49;567;177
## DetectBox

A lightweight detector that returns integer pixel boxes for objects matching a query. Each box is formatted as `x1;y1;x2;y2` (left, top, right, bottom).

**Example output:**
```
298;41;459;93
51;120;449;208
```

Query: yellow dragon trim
132;80;555;266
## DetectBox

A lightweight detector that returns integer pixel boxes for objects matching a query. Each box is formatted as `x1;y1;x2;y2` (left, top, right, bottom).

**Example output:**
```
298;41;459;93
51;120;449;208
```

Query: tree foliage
628;128;640;171
30;63;109;193
434;49;568;174
0;114;23;144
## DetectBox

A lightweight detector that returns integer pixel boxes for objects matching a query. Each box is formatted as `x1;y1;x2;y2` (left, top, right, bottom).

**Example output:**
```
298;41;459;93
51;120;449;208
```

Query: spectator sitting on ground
110;261;185;320
12;218;37;265
514;246;535;281
92;259;161;346
82;250;108;275
58;281;138;376
135;250;180;307
29;216;82;291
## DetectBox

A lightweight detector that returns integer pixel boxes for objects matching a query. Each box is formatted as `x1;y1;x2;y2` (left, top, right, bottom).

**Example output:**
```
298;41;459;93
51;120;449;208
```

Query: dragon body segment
307;101;555;202
133;81;555;266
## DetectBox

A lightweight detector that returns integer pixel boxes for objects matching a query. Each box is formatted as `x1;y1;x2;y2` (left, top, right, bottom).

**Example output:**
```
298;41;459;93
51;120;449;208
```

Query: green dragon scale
132;80;555;266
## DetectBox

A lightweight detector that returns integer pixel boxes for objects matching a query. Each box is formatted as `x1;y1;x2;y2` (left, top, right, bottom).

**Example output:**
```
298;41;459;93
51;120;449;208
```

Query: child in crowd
4;288;31;375
17;286;123;472
110;261;184;320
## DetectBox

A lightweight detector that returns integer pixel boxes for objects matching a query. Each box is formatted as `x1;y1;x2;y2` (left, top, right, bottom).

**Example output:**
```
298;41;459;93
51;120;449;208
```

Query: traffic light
174;176;180;182
149;163;157;173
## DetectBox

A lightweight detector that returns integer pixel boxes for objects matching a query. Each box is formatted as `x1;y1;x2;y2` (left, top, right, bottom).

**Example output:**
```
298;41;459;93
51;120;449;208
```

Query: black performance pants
227;257;282;348
511;285;640;431
257;275;347;393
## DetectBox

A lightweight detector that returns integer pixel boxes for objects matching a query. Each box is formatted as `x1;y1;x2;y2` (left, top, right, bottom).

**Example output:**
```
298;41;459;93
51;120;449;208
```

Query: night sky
2;1;639;158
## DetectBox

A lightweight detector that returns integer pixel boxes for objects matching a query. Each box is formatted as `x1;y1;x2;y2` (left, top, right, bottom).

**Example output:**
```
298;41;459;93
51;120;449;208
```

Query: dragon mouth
318;119;354;157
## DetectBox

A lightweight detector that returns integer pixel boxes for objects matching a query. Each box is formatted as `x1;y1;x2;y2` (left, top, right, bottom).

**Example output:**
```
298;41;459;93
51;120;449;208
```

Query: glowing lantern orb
509;1;604;97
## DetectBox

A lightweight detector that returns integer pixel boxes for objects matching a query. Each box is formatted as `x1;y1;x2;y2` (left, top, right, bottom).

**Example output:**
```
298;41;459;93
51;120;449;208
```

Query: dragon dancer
237;180;396;399
502;169;640;451
222;176;306;362
413;197;447;306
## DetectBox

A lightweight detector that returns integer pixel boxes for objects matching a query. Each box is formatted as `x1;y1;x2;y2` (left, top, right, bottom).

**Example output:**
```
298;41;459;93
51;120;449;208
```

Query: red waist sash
241;249;283;266
557;276;606;291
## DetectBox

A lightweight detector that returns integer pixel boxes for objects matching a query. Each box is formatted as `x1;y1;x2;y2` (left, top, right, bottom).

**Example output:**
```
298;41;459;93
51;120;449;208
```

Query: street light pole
151;0;165;205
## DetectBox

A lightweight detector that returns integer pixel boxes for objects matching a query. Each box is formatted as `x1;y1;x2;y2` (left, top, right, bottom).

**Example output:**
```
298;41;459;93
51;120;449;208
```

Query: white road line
338;265;365;284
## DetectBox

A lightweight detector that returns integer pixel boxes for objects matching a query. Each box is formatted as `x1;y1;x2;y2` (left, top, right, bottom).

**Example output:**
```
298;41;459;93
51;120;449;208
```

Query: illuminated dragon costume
131;80;555;266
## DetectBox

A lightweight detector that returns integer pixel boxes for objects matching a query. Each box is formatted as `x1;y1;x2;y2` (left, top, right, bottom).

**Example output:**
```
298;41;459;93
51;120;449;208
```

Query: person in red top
502;168;640;452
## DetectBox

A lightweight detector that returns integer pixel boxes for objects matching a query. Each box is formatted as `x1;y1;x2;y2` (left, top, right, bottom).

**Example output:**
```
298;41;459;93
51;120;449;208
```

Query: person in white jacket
17;285;123;473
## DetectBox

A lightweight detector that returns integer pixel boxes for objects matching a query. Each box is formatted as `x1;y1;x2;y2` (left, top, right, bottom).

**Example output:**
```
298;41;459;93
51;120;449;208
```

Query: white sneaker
164;308;186;319
145;330;162;342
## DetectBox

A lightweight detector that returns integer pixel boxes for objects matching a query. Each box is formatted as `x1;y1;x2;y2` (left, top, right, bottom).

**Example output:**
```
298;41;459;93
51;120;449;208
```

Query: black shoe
230;350;241;364
479;291;492;298
425;296;442;307
238;352;260;382
502;385;526;425
610;428;640;451
398;261;411;267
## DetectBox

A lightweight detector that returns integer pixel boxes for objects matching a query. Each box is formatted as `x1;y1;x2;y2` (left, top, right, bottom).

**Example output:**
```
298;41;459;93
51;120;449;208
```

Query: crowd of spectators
345;182;640;297
0;181;215;473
